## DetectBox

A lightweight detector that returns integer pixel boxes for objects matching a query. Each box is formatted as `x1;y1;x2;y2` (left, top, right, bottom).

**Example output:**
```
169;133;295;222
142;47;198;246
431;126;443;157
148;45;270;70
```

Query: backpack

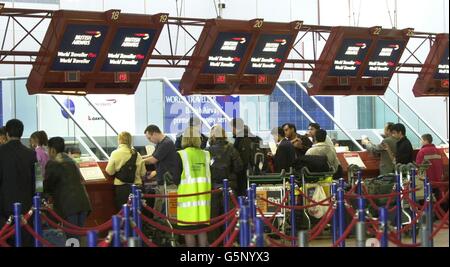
115;149;138;184
238;136;266;174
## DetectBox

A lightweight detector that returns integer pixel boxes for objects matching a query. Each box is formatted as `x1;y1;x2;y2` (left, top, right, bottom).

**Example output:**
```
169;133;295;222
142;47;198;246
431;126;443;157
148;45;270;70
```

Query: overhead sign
412;33;449;97
245;34;292;75
203;32;252;74
27;10;166;95
329;39;371;77
363;39;405;77
308;26;412;96
51;24;108;71
102;27;156;72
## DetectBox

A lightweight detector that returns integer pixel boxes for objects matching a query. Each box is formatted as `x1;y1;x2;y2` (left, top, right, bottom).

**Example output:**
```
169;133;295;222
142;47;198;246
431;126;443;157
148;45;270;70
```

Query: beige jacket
105;144;146;185
305;142;340;171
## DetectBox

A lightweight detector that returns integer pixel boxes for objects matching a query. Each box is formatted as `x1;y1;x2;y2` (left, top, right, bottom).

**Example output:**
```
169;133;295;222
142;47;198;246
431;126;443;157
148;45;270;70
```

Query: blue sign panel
163;82;240;134
101;27;156;72
51;24;108;71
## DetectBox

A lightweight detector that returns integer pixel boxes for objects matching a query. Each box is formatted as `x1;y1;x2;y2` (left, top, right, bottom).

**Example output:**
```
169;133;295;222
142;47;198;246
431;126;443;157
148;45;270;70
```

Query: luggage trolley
299;167;336;230
247;168;292;233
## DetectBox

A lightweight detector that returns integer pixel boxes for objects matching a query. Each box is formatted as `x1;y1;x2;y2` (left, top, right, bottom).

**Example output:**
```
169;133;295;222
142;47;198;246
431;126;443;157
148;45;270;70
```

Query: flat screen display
245;34;292;75
101;27;157;72
328;38;372;77
363;39;405;77
202;32;252;74
51;24;108;71
434;46;449;80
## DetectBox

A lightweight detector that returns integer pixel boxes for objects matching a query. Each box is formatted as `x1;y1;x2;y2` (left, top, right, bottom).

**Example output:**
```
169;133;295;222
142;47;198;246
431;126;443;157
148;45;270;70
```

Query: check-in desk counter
337;148;449;180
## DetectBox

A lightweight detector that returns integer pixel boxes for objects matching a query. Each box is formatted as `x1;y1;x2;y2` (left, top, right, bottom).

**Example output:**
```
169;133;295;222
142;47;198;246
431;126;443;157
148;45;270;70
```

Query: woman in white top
106;132;146;211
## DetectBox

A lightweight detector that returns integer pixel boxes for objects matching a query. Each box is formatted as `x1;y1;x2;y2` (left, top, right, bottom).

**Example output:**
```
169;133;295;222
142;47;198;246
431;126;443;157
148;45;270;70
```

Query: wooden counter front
83;161;116;227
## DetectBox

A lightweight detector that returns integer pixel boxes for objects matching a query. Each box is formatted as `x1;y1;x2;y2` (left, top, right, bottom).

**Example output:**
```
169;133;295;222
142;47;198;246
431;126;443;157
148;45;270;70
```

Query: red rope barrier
140;211;234;235
97;240;111;247
0;228;15;242
142;204;236;225
41;214;92;236
308;205;334;236
267;236;289;247
309;208;336;242
43;208;113;232
430;211;449;239
230;193;239;208
131;225;158;247
210;217;239;247
256;207;295;241
22;223;55;247
143;188;222;199
224;228;239;247
332;218;358;247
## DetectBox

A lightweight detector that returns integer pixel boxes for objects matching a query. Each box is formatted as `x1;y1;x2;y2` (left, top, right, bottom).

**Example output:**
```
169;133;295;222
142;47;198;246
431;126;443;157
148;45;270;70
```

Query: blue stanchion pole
379;207;388;247
123;204;131;241
33;195;42;247
251;183;257;222
290;175;296;247
255;218;264;247
410;168;417;244
13;203;22;247
338;178;346;247
112;215;121;247
87;231;98;247
358;197;366;222
331;182;338;245
238;196;249;247
131;193;138;239
426;182;434;247
357;170;362;196
395;173;402;241
136;189;143;247
223;179;230;245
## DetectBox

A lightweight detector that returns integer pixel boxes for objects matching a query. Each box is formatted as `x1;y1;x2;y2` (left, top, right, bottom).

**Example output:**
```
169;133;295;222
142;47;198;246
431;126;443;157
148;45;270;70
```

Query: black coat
273;139;296;173
207;140;243;190
0;140;37;221
44;153;92;218
395;137;414;165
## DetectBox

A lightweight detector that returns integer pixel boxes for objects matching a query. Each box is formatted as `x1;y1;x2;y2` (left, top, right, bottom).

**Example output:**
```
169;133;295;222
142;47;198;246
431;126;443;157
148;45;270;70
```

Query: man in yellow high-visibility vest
176;126;212;247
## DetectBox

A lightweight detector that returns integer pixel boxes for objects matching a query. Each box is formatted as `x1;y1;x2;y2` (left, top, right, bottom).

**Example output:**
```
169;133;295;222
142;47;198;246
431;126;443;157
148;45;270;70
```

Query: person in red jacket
416;134;445;210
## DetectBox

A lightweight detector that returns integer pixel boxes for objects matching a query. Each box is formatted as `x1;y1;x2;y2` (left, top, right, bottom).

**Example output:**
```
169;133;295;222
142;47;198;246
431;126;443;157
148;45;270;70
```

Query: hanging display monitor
363;39;406;77
202;32;252;74
51;24;108;72
329;39;372;77
413;34;449;97
101;27;157;72
27;9;166;95
308;26;412;96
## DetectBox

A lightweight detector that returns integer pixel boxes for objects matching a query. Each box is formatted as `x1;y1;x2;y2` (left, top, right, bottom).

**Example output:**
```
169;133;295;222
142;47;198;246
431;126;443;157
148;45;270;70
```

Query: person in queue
0;119;37;246
0;127;7;145
206;125;243;243
307;122;335;147
175;117;208;150
143;125;178;212
30;130;50;178
361;122;397;175
44;137;92;230
270;126;296;173
105;132;146;211
230;118;262;196
172;126;211;247
391;123;413;165
282;123;312;158
416;134;446;210
306;129;340;174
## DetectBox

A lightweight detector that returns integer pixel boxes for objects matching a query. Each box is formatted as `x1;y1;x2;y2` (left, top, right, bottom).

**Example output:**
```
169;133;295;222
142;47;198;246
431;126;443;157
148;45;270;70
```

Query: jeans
65;211;88;241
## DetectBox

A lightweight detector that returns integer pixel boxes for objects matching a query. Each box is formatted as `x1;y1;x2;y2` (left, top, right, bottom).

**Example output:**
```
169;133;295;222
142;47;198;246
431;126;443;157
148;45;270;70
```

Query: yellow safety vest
177;147;211;226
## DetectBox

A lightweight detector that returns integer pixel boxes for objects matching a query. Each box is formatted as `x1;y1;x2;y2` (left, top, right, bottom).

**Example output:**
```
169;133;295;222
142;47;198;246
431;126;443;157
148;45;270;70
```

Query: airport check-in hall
0;0;448;253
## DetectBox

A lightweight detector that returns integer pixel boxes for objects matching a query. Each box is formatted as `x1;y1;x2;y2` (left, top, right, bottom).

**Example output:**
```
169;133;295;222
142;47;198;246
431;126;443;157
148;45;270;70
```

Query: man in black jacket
391;123;414;165
282;123;312;158
271;127;296;173
0;119;37;246
44;137;92;230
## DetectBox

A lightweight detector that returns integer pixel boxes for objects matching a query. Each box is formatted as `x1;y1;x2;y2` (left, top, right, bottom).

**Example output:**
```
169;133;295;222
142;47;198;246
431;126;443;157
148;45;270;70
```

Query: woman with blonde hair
106;131;146;211
172;126;211;247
